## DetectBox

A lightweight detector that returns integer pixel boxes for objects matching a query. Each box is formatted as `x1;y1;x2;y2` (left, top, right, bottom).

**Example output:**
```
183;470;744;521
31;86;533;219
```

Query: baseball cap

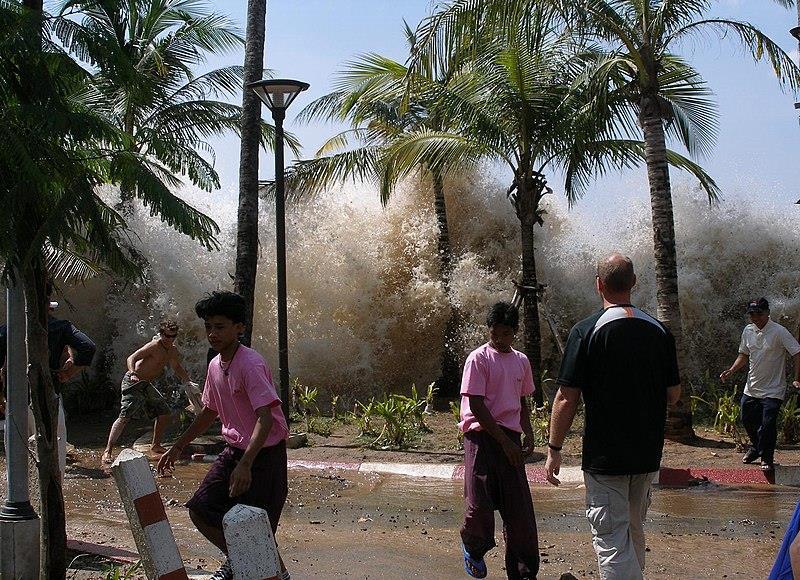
746;297;769;313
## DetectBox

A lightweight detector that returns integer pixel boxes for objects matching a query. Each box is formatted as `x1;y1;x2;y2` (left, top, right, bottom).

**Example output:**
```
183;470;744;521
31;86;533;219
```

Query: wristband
547;442;562;452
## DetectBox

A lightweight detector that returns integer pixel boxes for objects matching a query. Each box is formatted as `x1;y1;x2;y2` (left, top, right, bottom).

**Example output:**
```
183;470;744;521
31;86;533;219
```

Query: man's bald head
597;253;635;294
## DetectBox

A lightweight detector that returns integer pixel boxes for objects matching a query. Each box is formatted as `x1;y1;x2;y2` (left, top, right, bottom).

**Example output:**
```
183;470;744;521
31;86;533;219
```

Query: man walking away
545;253;681;580
720;297;800;472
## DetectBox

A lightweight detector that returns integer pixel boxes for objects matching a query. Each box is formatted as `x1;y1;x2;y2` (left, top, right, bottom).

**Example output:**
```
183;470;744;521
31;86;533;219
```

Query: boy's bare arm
520;396;534;453
229;406;274;497
169;349;192;383
469;395;523;467
157;407;218;475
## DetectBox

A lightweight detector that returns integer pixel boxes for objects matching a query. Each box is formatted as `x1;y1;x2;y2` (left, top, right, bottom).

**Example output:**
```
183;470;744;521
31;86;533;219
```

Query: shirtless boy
102;320;192;463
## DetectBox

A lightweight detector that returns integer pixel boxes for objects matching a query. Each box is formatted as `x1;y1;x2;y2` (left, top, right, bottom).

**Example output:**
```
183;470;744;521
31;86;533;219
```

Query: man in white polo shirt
721;298;800;471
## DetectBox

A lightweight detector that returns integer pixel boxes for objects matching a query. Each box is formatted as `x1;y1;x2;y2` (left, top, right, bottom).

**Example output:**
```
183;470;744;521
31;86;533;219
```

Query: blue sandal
462;544;487;578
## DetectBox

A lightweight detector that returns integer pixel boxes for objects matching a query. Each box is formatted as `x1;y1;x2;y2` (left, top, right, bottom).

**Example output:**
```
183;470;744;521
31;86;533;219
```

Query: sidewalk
273;458;798;487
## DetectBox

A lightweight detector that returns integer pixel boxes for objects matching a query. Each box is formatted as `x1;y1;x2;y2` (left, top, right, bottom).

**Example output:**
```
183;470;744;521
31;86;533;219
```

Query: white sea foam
32;172;800;399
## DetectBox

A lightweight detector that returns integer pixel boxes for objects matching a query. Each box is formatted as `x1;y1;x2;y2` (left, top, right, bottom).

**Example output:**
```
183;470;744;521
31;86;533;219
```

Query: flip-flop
462;544;487;578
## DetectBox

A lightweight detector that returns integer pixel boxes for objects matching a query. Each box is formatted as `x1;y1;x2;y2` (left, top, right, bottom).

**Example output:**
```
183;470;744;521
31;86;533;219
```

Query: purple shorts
186;443;288;532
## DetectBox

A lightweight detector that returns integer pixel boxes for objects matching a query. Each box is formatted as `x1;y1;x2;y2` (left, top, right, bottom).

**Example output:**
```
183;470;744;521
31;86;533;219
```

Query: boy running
459;302;539;579
157;291;290;580
102;319;191;463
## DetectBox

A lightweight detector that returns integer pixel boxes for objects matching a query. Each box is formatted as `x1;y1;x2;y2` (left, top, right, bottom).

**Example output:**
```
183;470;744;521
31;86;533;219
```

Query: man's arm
791;529;800;577
169;350;192;383
720;353;748;383
229;405;275;497
792;353;800;389
469;395;523;466
157;406;218;474
545;386;581;486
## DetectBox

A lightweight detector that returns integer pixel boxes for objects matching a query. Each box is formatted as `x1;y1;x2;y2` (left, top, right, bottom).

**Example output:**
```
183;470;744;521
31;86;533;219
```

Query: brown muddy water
1;448;797;578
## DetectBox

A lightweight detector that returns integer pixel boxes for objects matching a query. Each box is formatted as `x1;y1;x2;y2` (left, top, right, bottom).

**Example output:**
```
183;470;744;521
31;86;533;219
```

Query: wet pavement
2;448;798;578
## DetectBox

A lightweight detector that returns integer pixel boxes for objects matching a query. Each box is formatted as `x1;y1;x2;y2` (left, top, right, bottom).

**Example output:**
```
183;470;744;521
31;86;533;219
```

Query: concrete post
223;504;280;580
0;282;41;580
111;449;188;580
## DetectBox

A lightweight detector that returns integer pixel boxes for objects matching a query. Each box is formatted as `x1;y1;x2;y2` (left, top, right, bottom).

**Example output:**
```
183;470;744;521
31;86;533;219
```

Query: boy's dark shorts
119;372;170;420
186;442;288;532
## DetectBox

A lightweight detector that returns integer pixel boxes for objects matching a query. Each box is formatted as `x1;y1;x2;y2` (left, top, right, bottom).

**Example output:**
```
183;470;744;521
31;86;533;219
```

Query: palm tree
405;3;720;407
236;0;267;346
554;0;800;438
409;0;800;437
283;25;475;396
1;1;229;574
54;0;248;214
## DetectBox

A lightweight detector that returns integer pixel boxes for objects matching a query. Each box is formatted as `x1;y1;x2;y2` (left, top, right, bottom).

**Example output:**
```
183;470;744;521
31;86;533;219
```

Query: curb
284;459;791;486
186;456;797;487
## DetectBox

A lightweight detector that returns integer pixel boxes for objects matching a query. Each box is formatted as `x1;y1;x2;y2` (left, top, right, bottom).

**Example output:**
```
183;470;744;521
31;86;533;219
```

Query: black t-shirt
557;305;680;475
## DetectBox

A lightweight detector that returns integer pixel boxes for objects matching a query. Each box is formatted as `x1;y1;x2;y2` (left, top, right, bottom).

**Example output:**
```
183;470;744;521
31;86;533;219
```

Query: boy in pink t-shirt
158;291;290;580
459;302;539;579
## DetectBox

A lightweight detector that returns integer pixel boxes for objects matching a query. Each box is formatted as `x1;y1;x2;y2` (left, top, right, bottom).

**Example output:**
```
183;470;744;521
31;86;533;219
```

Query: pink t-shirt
202;345;289;449
459;343;535;434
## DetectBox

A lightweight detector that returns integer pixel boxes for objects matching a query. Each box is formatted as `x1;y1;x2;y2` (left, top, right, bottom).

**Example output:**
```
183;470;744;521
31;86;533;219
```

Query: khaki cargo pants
584;471;658;580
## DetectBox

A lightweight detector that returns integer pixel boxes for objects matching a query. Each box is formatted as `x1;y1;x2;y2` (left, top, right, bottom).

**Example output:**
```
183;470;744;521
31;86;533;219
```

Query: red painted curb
658;467;774;486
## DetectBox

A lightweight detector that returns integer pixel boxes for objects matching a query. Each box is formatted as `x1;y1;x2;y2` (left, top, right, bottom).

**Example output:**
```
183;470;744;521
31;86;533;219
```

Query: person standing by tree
546;254;681;579
0;282;96;477
458;301;538;579
720;298;800;472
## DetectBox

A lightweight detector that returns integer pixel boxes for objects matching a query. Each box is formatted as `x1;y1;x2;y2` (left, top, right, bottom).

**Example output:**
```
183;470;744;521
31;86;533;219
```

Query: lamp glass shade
247;79;310;112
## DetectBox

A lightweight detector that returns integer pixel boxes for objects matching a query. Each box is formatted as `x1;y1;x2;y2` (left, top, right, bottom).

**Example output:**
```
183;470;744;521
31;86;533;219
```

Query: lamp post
247;79;309;422
0;280;40;578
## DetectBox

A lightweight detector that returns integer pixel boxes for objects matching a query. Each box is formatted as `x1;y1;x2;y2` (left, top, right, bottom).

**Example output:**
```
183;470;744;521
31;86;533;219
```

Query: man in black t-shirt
545;253;681;580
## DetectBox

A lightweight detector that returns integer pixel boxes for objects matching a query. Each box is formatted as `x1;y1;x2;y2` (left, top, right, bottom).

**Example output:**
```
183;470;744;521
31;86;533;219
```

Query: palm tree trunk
641;99;695;442
432;171;461;397
22;261;66;580
20;3;67;577
519;216;543;407
234;0;267;347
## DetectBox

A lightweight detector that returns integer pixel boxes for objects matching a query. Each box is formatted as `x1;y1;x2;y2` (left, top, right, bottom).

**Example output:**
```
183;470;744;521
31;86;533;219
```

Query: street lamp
0;281;40;577
247;79;309;422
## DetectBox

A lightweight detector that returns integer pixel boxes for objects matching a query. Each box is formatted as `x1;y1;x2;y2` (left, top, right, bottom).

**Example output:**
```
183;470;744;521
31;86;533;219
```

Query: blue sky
201;1;800;209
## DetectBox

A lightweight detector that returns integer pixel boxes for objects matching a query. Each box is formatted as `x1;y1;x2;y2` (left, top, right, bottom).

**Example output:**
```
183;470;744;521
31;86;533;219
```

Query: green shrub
450;400;464;446
780;393;800;444
530;399;550;446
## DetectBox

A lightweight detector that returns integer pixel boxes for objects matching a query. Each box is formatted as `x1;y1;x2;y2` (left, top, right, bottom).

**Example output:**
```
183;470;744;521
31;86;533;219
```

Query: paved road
1;450;797;578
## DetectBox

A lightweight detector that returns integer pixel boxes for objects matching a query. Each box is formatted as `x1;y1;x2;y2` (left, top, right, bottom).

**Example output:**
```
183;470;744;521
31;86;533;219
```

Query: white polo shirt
739;319;800;400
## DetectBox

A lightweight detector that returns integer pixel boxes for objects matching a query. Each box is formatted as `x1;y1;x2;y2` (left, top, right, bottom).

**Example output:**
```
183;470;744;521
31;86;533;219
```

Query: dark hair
195;291;247;324
486;302;519;329
597;254;635;294
159;319;180;334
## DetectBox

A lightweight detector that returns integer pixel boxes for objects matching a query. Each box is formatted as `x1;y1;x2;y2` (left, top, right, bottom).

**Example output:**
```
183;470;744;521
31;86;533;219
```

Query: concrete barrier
223;504;280;580
111;449;188;580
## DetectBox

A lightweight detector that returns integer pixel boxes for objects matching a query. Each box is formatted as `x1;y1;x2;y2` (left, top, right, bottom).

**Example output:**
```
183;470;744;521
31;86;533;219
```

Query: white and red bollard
223;504;281;579
111;449;188;580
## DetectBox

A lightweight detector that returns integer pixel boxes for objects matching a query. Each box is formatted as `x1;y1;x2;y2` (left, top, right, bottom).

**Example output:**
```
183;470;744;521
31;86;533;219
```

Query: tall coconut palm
282;25;476;396
53;0;251;212
52;0;298;343
236;0;267;346
409;0;800;438
404;5;720;406
2;1;227;574
554;0;800;439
